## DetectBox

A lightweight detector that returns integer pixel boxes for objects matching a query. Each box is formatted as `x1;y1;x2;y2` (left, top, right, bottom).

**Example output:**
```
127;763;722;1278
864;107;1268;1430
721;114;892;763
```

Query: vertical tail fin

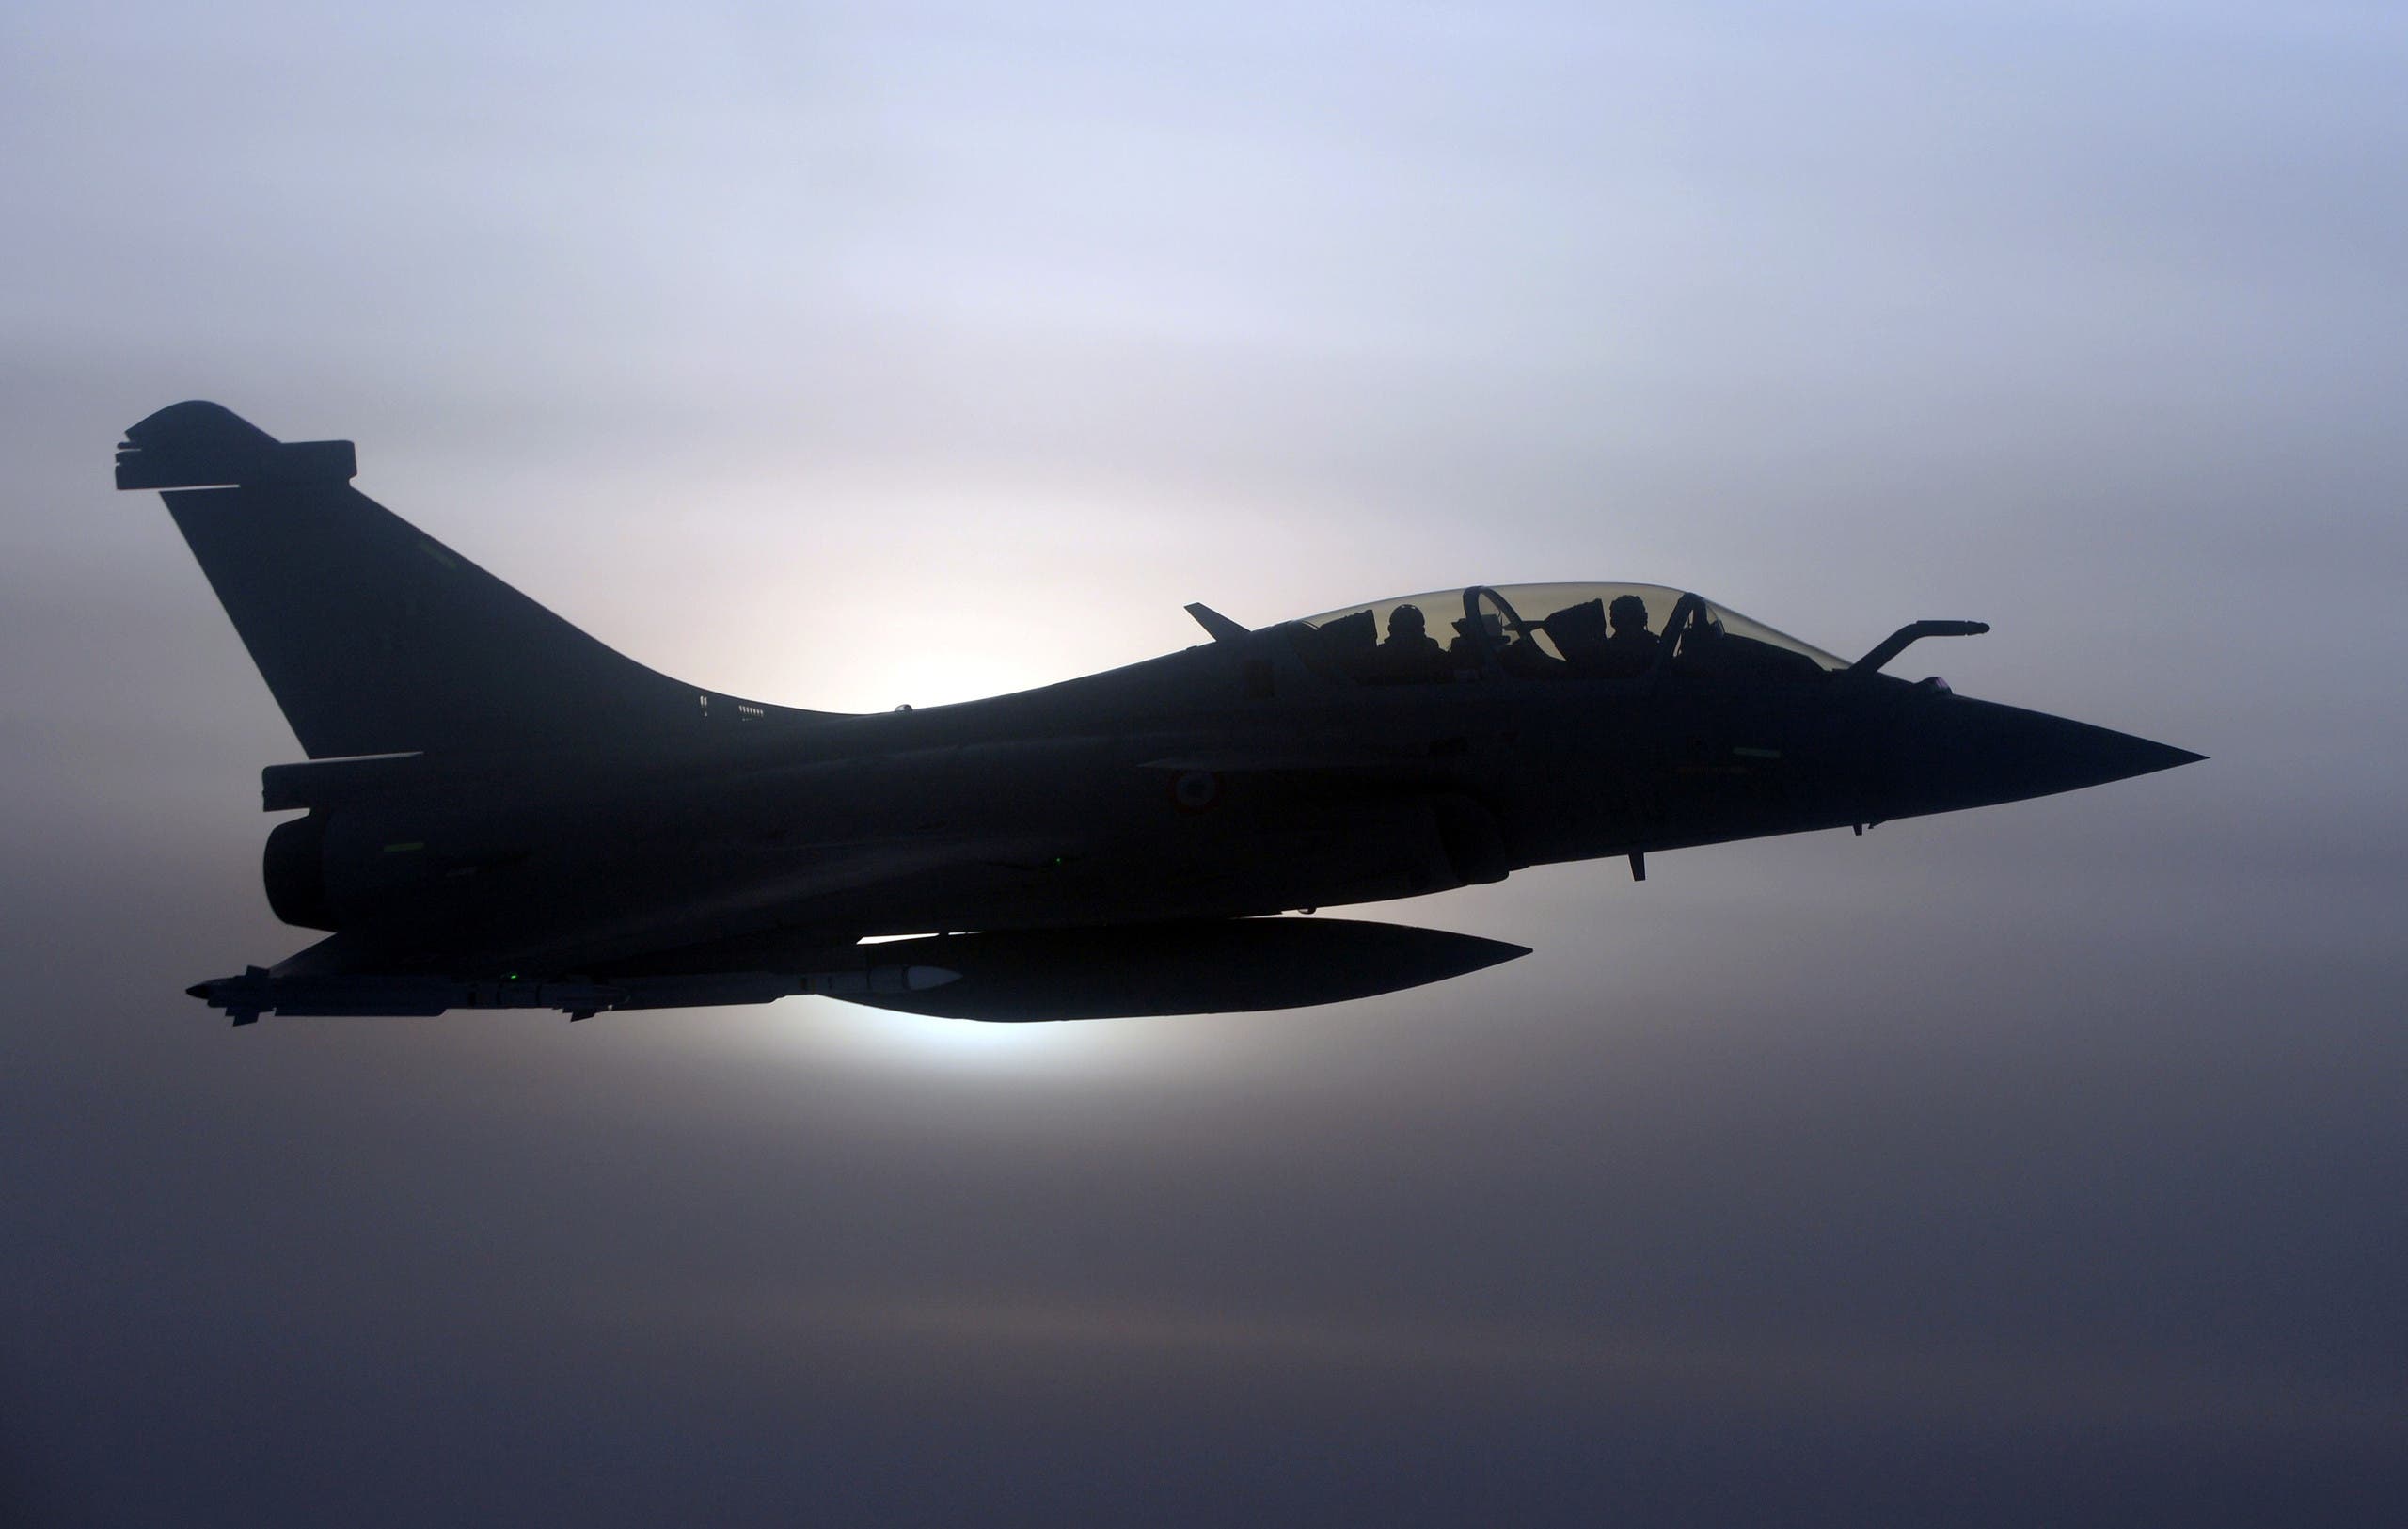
117;402;825;758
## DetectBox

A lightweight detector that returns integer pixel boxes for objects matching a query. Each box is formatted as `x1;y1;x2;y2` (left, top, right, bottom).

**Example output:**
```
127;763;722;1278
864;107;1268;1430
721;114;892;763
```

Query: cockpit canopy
1291;583;1848;685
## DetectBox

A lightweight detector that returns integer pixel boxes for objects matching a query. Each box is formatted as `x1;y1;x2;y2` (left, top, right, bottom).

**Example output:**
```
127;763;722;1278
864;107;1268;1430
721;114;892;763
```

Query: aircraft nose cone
1895;698;2203;814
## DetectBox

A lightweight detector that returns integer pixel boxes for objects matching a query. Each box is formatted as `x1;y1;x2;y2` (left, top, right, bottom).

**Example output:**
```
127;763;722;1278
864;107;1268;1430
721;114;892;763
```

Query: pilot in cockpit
1598;593;1658;677
1363;603;1449;681
1449;613;1499;665
1385;603;1440;658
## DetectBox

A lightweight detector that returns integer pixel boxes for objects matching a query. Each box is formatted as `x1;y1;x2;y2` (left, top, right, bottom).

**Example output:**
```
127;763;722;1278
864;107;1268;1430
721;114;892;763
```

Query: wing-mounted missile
186;916;1523;1025
827;916;1531;1022
187;963;960;1026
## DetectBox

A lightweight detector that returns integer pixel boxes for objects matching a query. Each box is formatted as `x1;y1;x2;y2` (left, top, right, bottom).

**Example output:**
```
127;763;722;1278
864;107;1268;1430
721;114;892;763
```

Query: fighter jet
119;401;2202;1026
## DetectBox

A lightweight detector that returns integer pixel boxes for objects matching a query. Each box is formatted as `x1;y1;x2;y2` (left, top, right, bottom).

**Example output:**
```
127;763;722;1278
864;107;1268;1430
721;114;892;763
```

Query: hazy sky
6;3;2405;1523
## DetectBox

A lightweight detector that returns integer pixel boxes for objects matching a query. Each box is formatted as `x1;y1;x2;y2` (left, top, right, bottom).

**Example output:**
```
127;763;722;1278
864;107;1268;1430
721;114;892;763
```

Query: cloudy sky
5;3;2404;1522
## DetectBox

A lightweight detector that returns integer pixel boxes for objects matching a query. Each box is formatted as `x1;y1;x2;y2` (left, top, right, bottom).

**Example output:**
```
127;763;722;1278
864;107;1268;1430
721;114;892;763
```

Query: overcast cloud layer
5;4;2405;1523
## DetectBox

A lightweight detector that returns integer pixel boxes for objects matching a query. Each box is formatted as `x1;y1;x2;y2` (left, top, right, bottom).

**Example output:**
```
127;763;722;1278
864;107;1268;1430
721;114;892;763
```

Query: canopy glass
1291;583;1848;684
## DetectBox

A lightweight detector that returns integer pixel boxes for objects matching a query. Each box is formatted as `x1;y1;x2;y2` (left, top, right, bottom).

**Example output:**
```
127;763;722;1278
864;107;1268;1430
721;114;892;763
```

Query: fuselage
265;611;2192;981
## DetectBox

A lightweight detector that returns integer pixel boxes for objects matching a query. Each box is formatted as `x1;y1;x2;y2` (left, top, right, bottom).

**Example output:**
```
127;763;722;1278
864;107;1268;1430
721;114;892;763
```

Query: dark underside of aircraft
119;401;2201;1026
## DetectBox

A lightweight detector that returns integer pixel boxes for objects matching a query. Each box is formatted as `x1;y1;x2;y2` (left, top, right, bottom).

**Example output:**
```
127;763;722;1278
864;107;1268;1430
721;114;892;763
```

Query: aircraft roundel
1171;771;1222;813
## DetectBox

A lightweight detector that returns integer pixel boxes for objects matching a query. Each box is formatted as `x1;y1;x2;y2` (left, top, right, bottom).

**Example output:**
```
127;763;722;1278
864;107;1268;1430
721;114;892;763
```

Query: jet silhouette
117;402;2201;1024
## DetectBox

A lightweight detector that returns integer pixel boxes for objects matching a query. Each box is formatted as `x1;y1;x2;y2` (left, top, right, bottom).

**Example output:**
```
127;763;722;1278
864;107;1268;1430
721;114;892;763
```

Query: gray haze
6;3;2405;1522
